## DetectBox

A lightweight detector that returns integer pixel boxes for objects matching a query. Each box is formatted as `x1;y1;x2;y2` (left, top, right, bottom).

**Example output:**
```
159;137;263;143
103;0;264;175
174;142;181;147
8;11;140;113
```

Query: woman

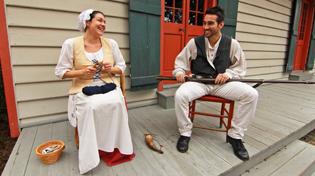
55;9;134;174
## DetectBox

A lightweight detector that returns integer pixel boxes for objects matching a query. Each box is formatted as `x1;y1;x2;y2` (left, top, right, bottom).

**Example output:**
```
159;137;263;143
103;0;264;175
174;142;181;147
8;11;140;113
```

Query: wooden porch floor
3;83;315;176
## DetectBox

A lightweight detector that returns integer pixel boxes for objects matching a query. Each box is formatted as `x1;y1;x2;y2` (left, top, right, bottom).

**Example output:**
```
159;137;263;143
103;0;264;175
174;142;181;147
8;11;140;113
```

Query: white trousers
174;81;258;139
68;88;133;174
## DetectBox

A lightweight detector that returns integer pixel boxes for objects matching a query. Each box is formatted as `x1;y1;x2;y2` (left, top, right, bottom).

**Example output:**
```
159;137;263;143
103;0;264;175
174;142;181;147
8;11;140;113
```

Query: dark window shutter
286;0;301;71
218;0;239;38
129;0;161;88
306;17;315;70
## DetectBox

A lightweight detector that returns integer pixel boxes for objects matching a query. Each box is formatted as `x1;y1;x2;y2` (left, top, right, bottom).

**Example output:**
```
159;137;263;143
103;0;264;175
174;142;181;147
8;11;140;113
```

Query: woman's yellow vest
68;36;119;94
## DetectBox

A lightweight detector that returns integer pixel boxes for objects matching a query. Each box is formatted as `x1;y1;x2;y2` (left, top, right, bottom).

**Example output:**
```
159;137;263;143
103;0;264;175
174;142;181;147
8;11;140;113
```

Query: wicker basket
35;140;65;164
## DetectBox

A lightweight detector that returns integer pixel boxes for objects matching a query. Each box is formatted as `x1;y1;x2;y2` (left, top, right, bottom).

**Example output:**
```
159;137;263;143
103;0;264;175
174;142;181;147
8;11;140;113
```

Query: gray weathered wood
3;83;315;176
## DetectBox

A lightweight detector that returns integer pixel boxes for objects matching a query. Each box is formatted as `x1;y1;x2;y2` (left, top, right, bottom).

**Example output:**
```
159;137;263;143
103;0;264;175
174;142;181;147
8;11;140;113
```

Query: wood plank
269;143;315;176
19;113;67;128
10;46;130;65
8;27;129;48
238;2;290;23
48;122;83;176
15;81;71;101
246;125;280;146
247;66;284;76
267;0;292;8
24;124;53;176
245;51;286;59
236;32;288;45
13;65;58;82
131;106;232;175
11;47;60;65
237;13;289;30
245;72;289;80
13;64;130;84
242;140;308;176
2;127;29;176
247;59;285;67
130;108;199;176
5;127;37;176
236;22;289;37
5;0;128;18
239;0;291;15
240;42;287;52
6;6;128;33
18;97;67;119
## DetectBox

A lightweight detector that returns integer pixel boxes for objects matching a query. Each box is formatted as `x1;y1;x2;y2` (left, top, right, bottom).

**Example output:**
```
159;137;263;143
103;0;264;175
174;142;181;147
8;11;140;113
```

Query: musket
156;76;315;88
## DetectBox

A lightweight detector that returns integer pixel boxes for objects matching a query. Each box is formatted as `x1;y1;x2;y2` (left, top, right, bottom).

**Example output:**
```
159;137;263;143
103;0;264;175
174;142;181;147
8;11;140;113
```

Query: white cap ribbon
78;9;94;32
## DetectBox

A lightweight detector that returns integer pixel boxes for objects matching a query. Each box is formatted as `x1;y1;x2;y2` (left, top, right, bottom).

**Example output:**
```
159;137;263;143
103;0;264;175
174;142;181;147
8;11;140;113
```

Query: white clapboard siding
236;32;288;45
237;0;292;81
8;27;129;48
241;42;287;52
247;66;284;76
17;97;68;119
15;81;71;102
10;47;130;65
246;72;288;79
245;51;286;60
240;0;291;15
237;23;289;37
3;0;157;128
5;0;128;18
6;6;128;34
238;1;291;23
268;0;292;8
12;65;130;84
238;13;289;30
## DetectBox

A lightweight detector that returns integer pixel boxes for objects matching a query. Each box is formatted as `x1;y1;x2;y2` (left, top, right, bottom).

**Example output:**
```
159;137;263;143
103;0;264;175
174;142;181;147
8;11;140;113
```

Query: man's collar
205;34;222;49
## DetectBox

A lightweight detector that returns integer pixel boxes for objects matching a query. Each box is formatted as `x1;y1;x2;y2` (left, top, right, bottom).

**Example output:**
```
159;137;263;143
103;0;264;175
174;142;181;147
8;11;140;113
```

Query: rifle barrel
156;76;315;85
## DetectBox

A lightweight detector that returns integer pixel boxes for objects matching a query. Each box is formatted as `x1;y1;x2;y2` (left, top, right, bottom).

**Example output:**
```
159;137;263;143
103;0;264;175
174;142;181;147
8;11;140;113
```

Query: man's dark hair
205;6;224;23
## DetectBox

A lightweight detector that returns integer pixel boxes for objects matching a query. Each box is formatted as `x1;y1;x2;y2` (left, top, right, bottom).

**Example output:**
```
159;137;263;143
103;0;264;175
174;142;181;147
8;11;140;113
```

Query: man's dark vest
191;34;232;78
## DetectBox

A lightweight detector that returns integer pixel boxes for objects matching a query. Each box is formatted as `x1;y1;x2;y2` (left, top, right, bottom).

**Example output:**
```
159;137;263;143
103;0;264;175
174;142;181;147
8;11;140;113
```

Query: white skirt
68;87;133;174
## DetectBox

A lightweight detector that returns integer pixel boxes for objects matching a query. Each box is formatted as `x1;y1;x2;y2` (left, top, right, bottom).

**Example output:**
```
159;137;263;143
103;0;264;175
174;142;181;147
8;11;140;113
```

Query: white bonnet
78;9;94;32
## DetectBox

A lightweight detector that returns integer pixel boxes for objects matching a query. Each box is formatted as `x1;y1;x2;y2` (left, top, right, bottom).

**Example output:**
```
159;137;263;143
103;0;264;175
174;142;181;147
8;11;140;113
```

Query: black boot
176;135;190;153
226;135;249;161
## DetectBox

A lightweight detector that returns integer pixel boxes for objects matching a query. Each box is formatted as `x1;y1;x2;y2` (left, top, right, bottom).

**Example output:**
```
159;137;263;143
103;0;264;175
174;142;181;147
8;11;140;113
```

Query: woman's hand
82;66;97;77
102;62;112;73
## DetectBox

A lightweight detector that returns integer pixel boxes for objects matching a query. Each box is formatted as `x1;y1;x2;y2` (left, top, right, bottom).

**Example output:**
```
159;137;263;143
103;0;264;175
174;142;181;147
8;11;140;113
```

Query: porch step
289;70;314;81
241;140;315;176
157;87;177;109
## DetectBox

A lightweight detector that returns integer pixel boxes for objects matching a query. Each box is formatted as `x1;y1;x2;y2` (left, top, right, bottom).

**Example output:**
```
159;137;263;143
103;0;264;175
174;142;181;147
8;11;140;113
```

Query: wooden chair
74;73;126;148
188;95;235;135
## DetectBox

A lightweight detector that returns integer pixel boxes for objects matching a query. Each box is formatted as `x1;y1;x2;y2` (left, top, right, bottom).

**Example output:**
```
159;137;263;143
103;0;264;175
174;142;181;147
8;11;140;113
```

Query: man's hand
175;72;186;83
215;73;230;84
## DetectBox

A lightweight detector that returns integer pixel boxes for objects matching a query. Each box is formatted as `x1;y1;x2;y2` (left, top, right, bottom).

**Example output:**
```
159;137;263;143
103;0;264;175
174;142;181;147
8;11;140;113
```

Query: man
173;6;258;161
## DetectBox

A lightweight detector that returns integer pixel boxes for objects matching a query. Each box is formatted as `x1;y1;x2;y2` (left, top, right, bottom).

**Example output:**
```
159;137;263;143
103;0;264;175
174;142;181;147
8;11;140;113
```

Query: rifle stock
156;76;315;88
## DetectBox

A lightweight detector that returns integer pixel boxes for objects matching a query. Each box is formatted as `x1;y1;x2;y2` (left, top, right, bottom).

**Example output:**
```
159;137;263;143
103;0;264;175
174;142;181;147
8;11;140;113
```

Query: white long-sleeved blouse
55;38;126;79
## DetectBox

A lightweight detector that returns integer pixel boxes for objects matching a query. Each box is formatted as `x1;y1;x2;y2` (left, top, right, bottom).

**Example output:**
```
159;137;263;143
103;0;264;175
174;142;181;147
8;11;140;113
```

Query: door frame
159;0;217;91
0;0;19;138
293;0;315;70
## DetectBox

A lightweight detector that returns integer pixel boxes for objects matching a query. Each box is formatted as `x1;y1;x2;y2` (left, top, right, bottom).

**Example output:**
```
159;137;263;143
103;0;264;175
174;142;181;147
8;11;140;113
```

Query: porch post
0;0;20;138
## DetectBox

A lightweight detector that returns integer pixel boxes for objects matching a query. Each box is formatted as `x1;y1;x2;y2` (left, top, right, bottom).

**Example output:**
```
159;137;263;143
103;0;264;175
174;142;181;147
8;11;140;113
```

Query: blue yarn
82;83;116;96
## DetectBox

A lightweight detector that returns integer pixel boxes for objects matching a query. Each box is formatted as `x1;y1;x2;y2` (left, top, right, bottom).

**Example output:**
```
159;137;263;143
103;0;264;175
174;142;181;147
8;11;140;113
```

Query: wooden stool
188;95;235;135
